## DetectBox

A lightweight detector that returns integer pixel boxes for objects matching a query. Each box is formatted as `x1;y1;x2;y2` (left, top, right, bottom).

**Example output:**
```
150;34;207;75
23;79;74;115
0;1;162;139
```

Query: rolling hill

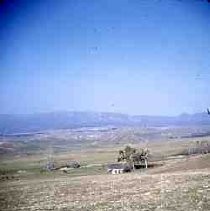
0;111;210;134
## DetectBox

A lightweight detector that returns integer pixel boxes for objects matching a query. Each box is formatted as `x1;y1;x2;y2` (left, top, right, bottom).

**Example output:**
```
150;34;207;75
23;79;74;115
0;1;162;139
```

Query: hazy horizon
0;109;207;118
1;0;210;116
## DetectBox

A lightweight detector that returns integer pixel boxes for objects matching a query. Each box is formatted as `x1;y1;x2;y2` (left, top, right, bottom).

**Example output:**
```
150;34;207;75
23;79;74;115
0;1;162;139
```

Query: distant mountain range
0;111;210;134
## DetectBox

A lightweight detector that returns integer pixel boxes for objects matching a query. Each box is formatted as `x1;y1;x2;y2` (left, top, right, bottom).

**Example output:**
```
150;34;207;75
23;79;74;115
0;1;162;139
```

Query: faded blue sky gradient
0;0;210;116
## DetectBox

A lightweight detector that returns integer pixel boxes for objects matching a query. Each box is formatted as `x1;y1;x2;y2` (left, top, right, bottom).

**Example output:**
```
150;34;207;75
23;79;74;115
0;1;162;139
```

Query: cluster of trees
43;160;80;171
187;140;210;155
117;146;149;169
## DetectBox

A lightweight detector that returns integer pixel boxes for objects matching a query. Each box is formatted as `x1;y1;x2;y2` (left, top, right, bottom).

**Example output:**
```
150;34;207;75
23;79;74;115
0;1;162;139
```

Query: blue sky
0;0;210;116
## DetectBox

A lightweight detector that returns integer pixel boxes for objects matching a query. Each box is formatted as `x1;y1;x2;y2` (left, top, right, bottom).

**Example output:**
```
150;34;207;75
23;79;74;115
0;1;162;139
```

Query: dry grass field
0;128;210;210
0;158;210;211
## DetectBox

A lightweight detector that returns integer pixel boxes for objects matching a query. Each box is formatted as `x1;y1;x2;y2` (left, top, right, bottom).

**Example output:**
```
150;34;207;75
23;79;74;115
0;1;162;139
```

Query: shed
107;163;132;174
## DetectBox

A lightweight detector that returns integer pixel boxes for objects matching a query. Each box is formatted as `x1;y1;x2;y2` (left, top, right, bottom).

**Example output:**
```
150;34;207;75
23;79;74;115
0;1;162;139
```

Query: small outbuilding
107;163;132;174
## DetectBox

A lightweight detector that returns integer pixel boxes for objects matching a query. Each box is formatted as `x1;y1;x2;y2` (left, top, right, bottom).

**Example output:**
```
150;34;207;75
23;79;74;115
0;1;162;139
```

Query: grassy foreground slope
0;166;210;211
0;128;210;211
0;153;210;210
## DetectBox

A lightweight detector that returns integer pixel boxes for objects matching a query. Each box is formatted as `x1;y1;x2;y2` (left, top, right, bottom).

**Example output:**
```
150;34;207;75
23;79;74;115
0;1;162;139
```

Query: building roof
107;163;131;170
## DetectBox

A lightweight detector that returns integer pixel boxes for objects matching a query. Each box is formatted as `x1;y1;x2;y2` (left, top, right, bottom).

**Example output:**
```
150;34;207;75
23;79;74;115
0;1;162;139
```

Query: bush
66;160;80;168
